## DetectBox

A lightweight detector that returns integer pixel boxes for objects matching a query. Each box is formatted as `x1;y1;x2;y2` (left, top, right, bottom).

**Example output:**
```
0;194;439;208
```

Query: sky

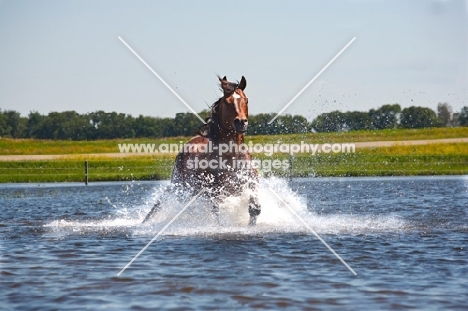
0;0;467;122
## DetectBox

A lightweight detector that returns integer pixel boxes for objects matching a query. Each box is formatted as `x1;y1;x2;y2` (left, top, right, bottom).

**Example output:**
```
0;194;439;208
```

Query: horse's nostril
235;119;248;125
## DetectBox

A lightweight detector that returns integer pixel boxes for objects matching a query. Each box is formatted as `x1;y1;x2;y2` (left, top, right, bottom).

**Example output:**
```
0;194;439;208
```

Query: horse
142;76;261;225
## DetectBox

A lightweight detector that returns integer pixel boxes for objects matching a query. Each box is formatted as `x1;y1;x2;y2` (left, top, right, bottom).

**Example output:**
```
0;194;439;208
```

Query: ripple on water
1;176;467;310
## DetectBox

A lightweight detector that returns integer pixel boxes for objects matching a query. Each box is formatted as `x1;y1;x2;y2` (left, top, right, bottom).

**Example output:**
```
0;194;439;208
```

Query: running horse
143;76;261;225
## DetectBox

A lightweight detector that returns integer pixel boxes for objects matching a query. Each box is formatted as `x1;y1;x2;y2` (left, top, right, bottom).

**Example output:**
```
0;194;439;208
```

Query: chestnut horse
143;76;261;225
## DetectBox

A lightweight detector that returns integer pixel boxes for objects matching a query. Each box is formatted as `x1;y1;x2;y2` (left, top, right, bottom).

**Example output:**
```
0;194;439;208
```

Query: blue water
1;176;467;310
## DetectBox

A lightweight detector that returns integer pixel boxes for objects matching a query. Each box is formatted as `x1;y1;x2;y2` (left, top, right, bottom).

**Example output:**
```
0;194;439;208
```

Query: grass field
0;155;175;183
249;127;468;145
1;127;467;155
292;143;468;177
0;141;466;183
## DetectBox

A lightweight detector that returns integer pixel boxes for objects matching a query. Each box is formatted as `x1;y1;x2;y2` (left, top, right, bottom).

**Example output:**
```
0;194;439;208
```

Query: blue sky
0;0;466;121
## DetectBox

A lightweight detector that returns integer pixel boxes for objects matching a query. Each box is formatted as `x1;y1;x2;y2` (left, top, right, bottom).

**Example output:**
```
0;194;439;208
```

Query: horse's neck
210;122;244;147
216;131;244;146
209;100;245;148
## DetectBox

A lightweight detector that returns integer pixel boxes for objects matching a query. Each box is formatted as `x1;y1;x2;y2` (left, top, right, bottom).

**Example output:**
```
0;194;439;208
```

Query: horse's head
217;76;249;133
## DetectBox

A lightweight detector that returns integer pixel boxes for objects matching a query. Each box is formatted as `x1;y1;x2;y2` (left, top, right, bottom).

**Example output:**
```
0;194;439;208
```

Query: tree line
0;103;467;140
310;103;466;132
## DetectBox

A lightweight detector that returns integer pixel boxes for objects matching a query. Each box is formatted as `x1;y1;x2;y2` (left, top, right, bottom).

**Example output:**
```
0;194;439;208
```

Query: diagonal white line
268;37;356;124
117;189;205;276
268;188;357;275
118;36;206;124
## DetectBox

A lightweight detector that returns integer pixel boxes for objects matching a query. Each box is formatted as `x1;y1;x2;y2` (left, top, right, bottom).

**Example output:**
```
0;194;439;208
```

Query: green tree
311;111;345;132
274;114;310;134
343;111;372;131
1;110;24;138
0;109;7;137
437;102;452;127
160;118;176;137
458;106;468;126
25;111;45;138
173;112;203;137
369;104;401;129
88;111;135;139
249;113;279;135
37;111;89;140
134;115;180;138
400;106;440;129
134;115;158;138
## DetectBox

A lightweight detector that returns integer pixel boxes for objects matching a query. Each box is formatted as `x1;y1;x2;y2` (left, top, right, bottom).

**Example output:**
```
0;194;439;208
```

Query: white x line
116;35;357;276
268;37;356;124
118;36;206;124
268;188;357;275
118;189;206;276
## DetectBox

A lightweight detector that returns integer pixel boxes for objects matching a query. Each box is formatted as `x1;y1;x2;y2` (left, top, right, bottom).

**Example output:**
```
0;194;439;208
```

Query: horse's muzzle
234;119;248;133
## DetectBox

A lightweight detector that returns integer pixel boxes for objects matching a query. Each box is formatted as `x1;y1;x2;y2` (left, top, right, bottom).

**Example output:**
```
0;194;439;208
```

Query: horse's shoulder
186;135;209;145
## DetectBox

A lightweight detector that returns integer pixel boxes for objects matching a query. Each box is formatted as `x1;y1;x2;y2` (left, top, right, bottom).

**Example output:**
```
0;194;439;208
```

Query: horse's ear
219;76;231;93
238;76;246;90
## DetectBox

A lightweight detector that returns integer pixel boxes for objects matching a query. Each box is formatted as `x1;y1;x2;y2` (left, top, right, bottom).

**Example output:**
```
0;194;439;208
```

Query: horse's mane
207;98;222;142
219;81;238;94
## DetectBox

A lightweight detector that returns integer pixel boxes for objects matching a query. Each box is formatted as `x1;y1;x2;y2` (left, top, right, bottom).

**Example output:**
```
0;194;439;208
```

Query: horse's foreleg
248;194;261;226
142;185;172;224
212;204;220;225
142;199;162;223
210;196;221;225
247;178;261;226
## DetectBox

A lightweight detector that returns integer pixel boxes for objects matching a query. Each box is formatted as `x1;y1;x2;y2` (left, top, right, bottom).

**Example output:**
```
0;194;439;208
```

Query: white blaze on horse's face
232;92;241;112
228;91;249;133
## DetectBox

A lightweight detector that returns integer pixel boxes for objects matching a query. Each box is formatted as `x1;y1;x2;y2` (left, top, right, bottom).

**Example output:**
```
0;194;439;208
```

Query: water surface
1;176;467;309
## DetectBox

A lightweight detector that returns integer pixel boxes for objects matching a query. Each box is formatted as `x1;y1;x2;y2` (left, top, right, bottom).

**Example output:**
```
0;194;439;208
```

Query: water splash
44;177;407;238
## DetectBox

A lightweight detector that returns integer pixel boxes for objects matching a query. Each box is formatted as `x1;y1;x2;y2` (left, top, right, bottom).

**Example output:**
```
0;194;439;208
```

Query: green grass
0;155;174;183
257;143;468;177
291;153;468;177
247;127;468;145
1;129;467;182
0;143;466;182
0;137;188;156
0;127;467;155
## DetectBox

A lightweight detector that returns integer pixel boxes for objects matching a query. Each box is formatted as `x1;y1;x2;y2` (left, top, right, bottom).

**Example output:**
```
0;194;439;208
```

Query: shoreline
1;175;467;187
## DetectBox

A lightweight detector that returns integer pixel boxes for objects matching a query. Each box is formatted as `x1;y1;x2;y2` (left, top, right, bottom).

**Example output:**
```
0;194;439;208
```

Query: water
1;176;467;310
